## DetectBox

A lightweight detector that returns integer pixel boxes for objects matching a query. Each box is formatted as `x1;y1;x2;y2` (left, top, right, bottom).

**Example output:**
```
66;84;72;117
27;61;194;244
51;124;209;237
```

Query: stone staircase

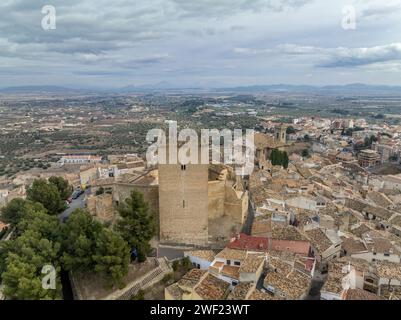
106;257;172;300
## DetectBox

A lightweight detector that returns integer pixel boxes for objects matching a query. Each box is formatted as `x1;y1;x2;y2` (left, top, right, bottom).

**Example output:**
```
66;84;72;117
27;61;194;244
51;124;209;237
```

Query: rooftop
240;254;265;273
304;228;335;253
248;289;283;300
271;224;308;242
215;248;247;261
341;238;367;255
165;283;184;300
177;269;207;289
263;269;310;300
343;289;384;300
226;234;269;252
194;273;230;300
185;250;216;262
227;282;254;300
221;265;240;280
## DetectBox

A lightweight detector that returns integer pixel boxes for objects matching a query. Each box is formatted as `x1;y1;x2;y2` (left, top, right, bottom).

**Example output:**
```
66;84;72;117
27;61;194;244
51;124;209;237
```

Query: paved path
59;188;91;223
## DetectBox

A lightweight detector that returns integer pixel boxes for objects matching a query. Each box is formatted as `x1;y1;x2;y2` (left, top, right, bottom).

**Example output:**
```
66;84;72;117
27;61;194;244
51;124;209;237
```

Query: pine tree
283;151;289;169
60;209;102;273
93;228;130;287
27;179;66;214
49;176;73;200
1;230;62;300
115;190;156;262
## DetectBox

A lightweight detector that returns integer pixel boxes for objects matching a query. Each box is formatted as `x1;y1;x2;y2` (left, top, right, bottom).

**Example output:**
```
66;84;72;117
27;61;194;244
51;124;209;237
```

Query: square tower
158;163;209;245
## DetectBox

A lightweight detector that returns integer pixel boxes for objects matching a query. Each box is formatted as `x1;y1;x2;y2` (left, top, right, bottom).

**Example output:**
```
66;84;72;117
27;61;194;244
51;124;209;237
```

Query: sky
0;0;401;88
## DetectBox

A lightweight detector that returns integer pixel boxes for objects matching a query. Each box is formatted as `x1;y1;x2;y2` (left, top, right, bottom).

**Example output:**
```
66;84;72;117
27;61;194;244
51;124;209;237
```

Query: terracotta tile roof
304;228;334;253
268;256;293;275
215;248;247;261
263;269;310;300
240;254;265;273
226;234;269;252
376;261;401;281
251;218;272;236
343;289;384;300
185;250;216;262
367;192;393;208
165;283;184;300
350;224;373;238
227;282;254;300
341;238;367;255
363;205;394;220
364;236;400;255
194;273;230;300
389;214;401;228
221;265;240;280
248;289;284;300
177;269;207;289
271;224;308;241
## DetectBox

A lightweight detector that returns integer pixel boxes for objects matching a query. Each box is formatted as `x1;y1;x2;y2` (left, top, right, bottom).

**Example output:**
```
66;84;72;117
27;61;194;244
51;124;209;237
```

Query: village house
263;257;311;300
184;250;216;270
350;231;401;264
304;228;342;262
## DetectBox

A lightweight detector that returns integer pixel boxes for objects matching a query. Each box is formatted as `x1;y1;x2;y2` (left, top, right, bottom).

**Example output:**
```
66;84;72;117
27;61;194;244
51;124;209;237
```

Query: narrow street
58;188;91;223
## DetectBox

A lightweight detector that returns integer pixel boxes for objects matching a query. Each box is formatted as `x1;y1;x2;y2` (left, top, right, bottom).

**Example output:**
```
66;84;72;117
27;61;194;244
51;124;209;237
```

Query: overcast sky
0;0;401;88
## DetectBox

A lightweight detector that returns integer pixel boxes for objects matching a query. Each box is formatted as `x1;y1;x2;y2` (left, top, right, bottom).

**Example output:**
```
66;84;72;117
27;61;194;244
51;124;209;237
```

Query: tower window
181;164;186;171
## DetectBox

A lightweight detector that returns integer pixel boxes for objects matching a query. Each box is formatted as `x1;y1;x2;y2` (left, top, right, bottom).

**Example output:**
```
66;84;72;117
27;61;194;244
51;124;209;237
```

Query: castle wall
159;164;209;245
113;183;160;233
86;193;114;223
207;180;226;220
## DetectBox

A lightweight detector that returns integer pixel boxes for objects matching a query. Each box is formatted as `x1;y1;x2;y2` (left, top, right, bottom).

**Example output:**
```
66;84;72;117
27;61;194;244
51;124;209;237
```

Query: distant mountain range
1;83;400;95
0;85;89;94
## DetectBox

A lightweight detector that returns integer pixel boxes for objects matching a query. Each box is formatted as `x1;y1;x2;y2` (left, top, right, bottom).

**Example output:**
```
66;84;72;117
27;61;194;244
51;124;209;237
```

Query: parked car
72;189;84;200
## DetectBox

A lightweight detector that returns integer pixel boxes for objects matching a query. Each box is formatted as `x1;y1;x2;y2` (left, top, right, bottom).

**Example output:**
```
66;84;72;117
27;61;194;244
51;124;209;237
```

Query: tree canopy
0;198;46;227
270;149;289;169
1;229;62;300
27;179;66;214
60;209;103;273
49;176;73;201
115;190;156;262
93;228;130;287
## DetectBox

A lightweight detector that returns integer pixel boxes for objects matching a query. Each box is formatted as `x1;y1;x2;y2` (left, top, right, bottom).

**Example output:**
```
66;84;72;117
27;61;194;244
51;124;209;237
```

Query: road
157;246;186;260
58;188;90;223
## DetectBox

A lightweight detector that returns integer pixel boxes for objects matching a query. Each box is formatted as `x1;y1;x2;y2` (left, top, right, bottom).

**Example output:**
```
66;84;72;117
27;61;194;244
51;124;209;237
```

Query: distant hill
0;85;71;93
1;83;400;95
0;85;101;94
217;83;401;95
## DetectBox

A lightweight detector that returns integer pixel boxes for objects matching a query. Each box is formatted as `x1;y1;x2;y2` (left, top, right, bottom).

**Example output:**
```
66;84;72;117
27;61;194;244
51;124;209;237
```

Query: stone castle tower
158;163;209;245
275;124;287;144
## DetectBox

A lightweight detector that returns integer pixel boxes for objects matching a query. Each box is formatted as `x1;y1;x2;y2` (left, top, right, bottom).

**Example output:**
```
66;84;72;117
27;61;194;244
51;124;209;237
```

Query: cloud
0;1;400;87
359;0;401;19
171;0;312;17
234;43;401;69
318;43;401;68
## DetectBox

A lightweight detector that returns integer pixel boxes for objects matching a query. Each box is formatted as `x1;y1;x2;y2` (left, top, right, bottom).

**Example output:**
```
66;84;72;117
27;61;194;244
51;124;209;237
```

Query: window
181;164;186;171
234;261;240;266
197;264;200;269
384;253;390;257
232;281;238;286
226;260;231;265
183;200;185;208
